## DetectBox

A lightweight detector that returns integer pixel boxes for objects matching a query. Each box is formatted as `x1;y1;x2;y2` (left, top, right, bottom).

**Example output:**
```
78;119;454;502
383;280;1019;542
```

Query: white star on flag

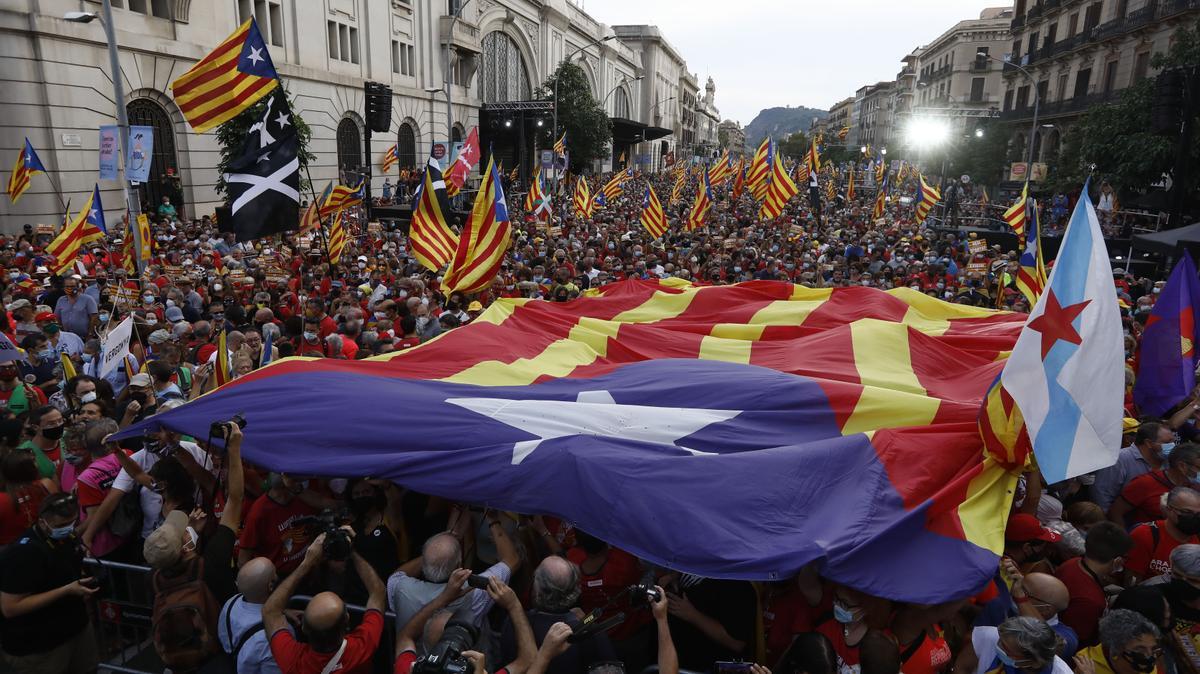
247;46;264;66
274;111;290;129
447;390;738;465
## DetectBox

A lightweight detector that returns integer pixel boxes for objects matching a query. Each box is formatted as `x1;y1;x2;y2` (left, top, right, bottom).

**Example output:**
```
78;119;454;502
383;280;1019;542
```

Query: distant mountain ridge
744;106;828;147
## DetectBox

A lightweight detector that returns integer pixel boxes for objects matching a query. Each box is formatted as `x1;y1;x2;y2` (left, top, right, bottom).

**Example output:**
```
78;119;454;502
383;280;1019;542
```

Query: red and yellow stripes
381;145;398;174
442;157;511;295
759;151;798;221
7;150;36;203
171;19;278;133
1004;182;1029;239
746;138;771;200
914;175;941;224
639;185;668;239
410;165;459;271
572;175;594;219
327;212;347;262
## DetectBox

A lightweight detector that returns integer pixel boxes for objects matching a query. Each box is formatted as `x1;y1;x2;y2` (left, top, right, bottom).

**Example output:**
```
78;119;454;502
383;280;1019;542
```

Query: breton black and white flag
221;90;300;242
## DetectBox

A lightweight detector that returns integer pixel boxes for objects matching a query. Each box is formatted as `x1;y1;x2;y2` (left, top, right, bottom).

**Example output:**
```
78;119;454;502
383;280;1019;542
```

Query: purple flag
1134;252;1200;418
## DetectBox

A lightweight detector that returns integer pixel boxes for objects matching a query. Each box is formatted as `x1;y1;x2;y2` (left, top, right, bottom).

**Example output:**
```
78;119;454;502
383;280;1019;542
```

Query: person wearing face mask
304;298;337;339
1057;522;1135;647
976;515;1063;629
1075;609;1165;674
565;530;648;649
49;374;98;417
0;358;48;416
296;316;328;357
1112;445;1200;527
19;405;66;481
53;276;98;339
19;333;61;393
0;450;58;546
1126;487;1200;585
957;615;1070;674
1092;423;1173;513
0;493;100;673
341;479;401;606
1007;572;1078;659
814;585;881;674
238;472;317;575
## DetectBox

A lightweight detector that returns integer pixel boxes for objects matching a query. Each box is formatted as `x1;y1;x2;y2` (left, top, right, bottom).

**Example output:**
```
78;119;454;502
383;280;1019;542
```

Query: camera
629;571;662;606
413;604;478;674
296;508;354;561
209;414;246;441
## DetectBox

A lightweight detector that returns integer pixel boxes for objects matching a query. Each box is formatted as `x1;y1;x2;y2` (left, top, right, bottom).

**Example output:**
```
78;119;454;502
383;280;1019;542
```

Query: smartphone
716;663;753;674
466;574;490;590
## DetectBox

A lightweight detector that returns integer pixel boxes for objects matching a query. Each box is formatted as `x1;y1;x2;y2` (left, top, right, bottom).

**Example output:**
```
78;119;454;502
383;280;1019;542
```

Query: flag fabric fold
760;152;799;221
1133;252;1200;418
220;90;300;242
639;185;668;239
446;127;481;197
913;175;941;224
1015;198;1048;307
382;145;398;174
686;168;714;231
320;181;364;218
7;138;46;203
327;212;347;263
115;279;1028;602
572;176;594;219
1004;183;1030;239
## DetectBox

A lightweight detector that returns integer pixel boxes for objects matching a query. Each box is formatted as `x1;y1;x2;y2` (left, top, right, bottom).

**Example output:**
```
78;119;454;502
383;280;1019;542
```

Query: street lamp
552;35;616;194
64;2;144;273
978;50;1040;183
603;75;644;108
442;0;475;151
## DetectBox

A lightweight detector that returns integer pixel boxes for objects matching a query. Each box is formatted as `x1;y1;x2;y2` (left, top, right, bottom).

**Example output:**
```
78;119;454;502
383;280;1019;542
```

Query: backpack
108;485;143;540
152;557;221;670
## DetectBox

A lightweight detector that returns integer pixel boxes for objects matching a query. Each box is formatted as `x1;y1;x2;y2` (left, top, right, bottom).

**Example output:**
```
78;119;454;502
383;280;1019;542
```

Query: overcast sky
585;0;1010;125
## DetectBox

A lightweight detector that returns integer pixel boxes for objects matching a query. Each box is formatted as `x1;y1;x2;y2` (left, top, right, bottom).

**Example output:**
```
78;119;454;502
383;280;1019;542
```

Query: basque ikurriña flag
1133;251;1200;418
986;179;1124;484
116;279;1030;602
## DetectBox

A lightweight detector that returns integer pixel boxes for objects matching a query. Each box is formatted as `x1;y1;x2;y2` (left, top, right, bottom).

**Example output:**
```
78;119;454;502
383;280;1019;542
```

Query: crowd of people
0;161;1188;674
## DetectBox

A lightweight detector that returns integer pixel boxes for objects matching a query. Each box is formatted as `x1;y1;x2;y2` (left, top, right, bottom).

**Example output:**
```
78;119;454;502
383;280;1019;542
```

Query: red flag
445;127;480;197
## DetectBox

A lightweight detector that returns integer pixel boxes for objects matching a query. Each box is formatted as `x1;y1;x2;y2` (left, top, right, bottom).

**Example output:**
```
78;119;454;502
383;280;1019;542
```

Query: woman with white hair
955;616;1071;674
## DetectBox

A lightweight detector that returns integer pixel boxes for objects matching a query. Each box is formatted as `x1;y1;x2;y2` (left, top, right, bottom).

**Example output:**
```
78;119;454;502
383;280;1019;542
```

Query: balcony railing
1092;17;1125;41
1011;13;1026;30
1159;0;1200;19
439;15;481;53
970;61;991;72
1028;4;1044;21
1044;0;1062;11
1126;1;1159;31
999;90;1120;120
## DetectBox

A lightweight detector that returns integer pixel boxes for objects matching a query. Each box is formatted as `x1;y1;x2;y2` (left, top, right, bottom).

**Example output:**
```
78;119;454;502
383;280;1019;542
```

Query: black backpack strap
899;631;927;665
232;622;266;664
222;594;242;652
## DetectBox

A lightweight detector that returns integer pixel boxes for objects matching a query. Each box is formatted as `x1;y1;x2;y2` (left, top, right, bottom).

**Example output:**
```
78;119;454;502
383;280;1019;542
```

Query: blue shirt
54;293;98;338
1091;445;1155;511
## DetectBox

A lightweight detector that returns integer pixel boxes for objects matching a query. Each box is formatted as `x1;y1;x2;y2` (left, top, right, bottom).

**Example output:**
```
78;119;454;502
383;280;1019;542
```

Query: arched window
451;124;464;143
126;98;179;212
479;31;530;103
613;87;630;119
397;122;417;169
336;117;362;181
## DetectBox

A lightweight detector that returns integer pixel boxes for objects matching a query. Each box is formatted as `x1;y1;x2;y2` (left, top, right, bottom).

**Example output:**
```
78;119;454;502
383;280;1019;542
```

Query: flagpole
301;164;335;270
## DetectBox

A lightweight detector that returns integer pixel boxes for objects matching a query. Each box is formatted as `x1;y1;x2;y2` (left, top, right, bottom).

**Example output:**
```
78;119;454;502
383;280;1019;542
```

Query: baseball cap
148;329;172;345
6;299;31;312
164;306;184;323
129;372;153;388
467;301;483;312
34;311;56;322
143;510;189;569
1005;513;1061;544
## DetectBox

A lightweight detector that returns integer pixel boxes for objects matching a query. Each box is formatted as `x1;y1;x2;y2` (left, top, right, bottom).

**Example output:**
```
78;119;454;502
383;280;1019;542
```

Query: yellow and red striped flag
6;138;46;203
442;157;512;295
871;173;890;221
327;212;347;262
746;138;772;201
760;152;799;221
669;171;687;205
639;185;668;239
47;186;106;275
847;165;856;201
170;18;279;133
572;175;594;219
319;181;364;218
707;151;734;185
298;201;320;235
1004;182;1029;239
686;170;714;231
382;145;398;174
731;162;747;201
214;329;231;387
837;126;849;140
913;175;941;224
553;132;567;157
410;155;459;271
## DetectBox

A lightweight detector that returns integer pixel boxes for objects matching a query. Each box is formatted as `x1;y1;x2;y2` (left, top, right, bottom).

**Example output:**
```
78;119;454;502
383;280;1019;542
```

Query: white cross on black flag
221;90;301;242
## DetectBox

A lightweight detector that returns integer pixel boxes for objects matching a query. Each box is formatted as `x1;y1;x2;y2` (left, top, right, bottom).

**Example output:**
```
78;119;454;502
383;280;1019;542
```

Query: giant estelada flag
221;89;300;241
115;280;1028;601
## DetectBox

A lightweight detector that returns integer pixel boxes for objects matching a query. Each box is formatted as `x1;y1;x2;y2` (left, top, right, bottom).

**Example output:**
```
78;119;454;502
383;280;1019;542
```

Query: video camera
209;414;246;442
412;604;478;674
295;508;354;561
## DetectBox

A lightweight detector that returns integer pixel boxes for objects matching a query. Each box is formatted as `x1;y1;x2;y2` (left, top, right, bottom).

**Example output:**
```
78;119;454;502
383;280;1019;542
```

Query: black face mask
1177;514;1200;536
1122;651;1158;674
349;496;376;517
41;425;64;440
1171;577;1200;601
130;392;148;405
1022;543;1046;563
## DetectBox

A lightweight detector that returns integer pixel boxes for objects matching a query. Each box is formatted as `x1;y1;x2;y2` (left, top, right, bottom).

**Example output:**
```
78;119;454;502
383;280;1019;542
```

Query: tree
1053;16;1200;198
536;62;612;173
214;87;315;200
778;131;810;161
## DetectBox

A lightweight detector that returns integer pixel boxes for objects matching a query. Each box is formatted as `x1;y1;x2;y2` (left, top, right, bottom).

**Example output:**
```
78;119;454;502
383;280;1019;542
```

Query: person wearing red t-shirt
263;531;385;674
238;473;317;575
393;570;537;674
1110;446;1200;527
566;532;647;643
1056;522;1132;647
304;298;338;339
1126;486;1200;584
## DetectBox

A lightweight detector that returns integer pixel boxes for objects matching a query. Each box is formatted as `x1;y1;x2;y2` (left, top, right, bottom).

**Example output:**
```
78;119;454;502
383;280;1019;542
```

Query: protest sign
100;316;133;377
968;239;987;254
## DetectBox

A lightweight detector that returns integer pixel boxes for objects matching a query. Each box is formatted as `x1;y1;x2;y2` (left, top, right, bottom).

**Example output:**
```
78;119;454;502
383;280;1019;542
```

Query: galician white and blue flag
1000;178;1124;483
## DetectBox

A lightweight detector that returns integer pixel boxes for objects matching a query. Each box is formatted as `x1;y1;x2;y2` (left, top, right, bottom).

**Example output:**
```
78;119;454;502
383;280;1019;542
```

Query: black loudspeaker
214;205;233;233
365;81;393;133
1151;70;1185;136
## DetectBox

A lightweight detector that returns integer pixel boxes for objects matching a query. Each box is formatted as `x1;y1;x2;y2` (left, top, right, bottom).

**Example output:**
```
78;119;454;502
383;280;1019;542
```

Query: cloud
586;0;1008;123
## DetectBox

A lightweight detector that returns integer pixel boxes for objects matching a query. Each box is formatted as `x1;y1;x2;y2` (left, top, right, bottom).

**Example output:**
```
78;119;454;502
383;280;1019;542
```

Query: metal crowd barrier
81;558;401;674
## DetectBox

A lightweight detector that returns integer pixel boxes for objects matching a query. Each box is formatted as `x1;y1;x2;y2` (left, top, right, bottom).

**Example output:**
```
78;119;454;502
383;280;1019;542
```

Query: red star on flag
1028;291;1092;359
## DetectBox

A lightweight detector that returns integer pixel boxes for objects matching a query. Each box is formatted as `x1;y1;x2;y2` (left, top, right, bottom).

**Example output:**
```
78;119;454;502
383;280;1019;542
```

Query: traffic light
1151;69;1185;136
365;81;393;133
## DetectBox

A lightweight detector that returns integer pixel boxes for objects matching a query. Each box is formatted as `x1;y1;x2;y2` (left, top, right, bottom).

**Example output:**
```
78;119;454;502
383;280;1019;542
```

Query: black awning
641;125;672;142
611;117;647;143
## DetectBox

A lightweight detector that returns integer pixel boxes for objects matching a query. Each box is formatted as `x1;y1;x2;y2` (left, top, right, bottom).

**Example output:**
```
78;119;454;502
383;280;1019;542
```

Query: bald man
219;557;282;674
263;532;387;673
1014;572;1078;659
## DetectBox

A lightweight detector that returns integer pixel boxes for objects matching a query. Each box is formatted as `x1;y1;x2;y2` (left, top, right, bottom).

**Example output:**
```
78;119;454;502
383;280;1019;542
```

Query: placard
106;285;139;305
968;239;987;254
966;262;988;274
298;236;312;249
99;125;119;180
99;316;133;377
35;223;54;235
367;221;382;235
126;126;154;183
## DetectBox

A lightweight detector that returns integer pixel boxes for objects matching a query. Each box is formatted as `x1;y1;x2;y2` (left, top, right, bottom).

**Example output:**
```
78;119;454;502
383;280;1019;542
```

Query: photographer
262;529;387;674
0;493;99;673
394;569;537;674
238;472;318;575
